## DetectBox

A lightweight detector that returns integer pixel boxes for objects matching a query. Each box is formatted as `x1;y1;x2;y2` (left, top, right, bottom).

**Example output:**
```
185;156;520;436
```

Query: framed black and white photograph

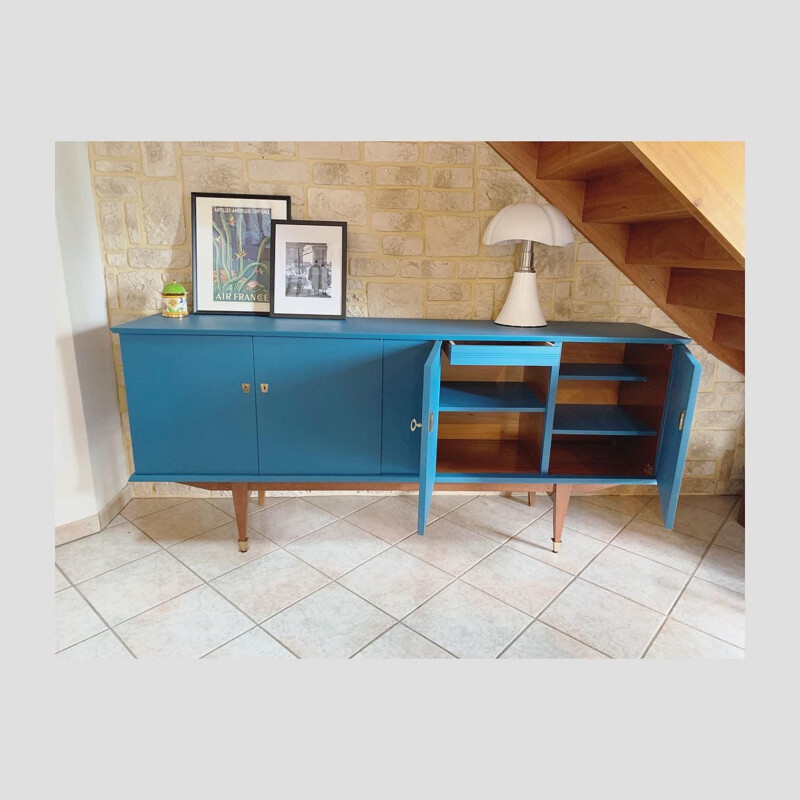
191;192;291;314
269;220;347;319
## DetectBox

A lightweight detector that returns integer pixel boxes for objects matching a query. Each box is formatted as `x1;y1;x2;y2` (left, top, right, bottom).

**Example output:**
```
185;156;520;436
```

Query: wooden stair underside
487;141;745;373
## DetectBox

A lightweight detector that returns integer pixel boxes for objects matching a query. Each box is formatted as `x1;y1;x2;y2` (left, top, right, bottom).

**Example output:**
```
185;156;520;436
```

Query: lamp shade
482;202;574;247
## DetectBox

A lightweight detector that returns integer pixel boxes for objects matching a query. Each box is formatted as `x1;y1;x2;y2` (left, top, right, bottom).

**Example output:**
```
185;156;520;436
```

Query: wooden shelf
437;439;540;475
439;382;546;412
552;404;656;436
547;440;652;477
558;363;646;382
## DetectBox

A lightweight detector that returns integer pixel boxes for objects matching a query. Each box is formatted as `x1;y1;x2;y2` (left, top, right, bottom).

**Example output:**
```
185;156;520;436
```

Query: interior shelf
558;363;646;381
439;382;545;412
552;404;656;436
547;440;653;477
437;439;540;475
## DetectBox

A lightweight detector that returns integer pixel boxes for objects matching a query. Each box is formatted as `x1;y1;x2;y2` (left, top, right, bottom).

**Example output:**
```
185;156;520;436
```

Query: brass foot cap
551;538;561;553
238;540;249;553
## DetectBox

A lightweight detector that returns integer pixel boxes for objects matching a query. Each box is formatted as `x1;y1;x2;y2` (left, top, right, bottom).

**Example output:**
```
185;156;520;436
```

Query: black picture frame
190;191;291;315
269;219;347;319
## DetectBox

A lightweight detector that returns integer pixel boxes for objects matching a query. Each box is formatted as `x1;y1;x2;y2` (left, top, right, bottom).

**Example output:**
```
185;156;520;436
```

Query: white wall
55;236;96;524
54;142;128;527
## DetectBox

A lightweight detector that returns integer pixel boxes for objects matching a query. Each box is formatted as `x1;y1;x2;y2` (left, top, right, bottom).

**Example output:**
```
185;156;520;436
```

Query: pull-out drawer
443;339;562;367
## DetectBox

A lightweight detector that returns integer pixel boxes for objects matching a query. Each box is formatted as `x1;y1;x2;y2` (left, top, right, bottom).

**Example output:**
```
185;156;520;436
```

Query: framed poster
269;219;347;319
191;192;291;314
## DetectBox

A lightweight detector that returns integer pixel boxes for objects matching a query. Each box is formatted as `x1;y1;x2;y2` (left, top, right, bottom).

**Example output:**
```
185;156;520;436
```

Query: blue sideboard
112;315;700;553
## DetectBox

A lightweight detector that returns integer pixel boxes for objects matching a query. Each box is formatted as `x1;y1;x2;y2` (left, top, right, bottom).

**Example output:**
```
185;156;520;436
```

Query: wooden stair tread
583;164;692;224
667;268;745;317
627;218;743;270
537;142;639;180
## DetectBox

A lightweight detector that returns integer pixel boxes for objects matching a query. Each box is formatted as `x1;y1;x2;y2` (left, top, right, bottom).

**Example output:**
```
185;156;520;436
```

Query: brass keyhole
241;383;250;393
261;383;269;393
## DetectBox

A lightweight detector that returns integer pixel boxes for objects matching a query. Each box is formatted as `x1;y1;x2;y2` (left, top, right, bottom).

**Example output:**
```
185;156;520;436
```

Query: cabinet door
656;344;702;528
254;337;382;475
120;334;259;475
381;340;432;475
417;341;442;534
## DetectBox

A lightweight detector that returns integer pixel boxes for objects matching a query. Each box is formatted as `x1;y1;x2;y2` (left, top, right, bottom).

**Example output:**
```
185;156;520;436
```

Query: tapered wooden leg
552;484;572;553
257;489;266;506
528;491;536;507
231;483;250;552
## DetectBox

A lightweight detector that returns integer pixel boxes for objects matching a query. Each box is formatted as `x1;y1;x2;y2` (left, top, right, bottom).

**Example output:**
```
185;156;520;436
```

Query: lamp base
493;271;548;327
494;319;548;328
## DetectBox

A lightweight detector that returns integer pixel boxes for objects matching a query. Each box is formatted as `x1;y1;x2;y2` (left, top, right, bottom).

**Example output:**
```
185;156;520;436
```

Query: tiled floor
54;491;745;659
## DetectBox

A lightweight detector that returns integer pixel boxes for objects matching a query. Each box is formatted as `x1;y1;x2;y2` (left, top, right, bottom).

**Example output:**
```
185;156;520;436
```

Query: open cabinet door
417;341;442;534
656;344;702;529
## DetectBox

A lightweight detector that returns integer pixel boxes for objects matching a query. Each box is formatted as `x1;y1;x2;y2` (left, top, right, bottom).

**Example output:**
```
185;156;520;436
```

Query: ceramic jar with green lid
161;281;188;318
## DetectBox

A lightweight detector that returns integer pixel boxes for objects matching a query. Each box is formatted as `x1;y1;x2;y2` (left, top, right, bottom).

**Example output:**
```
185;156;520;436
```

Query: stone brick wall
88;141;744;497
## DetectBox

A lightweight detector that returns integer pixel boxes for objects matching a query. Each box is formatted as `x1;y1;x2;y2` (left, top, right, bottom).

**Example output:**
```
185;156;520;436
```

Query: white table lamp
483;202;574;327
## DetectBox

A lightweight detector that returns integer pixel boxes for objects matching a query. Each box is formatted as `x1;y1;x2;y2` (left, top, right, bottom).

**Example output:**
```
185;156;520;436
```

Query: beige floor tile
57;630;132;659
645;619;745;659
305;493;384;517
339;548;452;619
247;498;337;546
677;494;739;518
397;517;499;576
55;566;69;592
77;550;203;626
461;547;572;617
638;497;726;542
613;518;708;573
56;519;160;584
671;577;745;648
714;518;745;554
207;495;281;517
345;496;420;543
540;579;664;659
115;585;252;658
507;514;605;575
263;583;394;658
398;492;478;518
696;545;745;595
558;497;633;542
55;516;101;546
580;545;690;614
211;549;329;622
443;496;543;542
354;624;454;658
508;492;555;515
55;588;107;652
405;580;531;658
204;627;296;658
284;519;389;579
579;493;651;516
169;522;278;581
501;621;608;659
133;499;233;546
121;497;190;521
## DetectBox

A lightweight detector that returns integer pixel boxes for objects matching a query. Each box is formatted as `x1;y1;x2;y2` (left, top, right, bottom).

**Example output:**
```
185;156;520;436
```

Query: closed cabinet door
120;334;259;476
254;337;383;475
656;344;702;529
380;340;432;475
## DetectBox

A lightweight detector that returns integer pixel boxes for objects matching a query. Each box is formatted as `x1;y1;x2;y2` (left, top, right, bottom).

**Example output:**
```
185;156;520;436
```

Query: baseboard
55;484;134;546
98;483;133;529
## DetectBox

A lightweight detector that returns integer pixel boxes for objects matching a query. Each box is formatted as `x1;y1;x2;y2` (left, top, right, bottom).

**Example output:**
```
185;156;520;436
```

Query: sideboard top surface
111;314;690;344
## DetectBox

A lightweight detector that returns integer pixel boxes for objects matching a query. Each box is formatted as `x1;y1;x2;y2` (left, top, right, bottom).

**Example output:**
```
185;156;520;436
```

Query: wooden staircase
488;142;745;374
